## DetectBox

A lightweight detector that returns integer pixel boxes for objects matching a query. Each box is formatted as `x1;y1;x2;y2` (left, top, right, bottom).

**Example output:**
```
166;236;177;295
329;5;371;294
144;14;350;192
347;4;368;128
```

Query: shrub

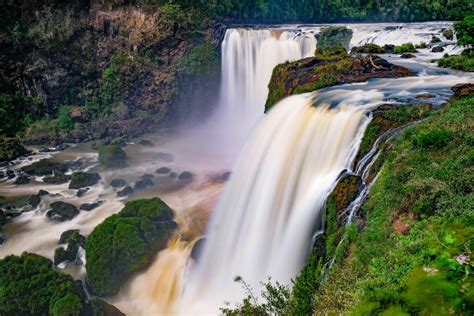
315;46;348;60
57;104;74;131
0;252;82;315
394;42;417;54
454;15;474;47
351;43;385;54
412;129;452;149
437;54;474;72
85;198;177;296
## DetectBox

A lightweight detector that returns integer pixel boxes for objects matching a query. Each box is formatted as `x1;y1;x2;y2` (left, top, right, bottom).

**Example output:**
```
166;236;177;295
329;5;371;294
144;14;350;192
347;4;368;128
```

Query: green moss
315;46;348;60
0;252;82;315
85;198;177;296
179;42;219;75
394;43;417;54
98;144;127;169
316;26;353;50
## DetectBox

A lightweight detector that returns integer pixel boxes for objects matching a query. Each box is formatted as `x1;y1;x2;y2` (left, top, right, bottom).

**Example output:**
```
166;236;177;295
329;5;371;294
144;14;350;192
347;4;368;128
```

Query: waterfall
183;94;369;312
220;29;316;118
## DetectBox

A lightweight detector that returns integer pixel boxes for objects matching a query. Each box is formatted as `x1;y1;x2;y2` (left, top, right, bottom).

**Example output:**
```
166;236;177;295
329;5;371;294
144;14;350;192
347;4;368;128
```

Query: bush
351;43;385;54
438;54;474;72
454;15;474;46
412;129;452;149
394;42;417;54
0;252;82;315
85;198;177;296
315;46;348;60
57;104;74;131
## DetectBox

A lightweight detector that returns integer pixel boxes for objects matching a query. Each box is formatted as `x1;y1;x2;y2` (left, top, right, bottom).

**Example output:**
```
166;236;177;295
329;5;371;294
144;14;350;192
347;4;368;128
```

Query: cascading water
219;29;316;118
182;94;371;313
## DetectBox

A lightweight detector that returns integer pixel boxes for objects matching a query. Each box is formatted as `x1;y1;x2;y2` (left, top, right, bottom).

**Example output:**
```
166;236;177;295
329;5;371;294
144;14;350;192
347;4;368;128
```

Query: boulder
154;152;174;162
142;173;155;180
169;172;178;179
69;172;101;189
98;145;127;169
442;28;454;40
401;53;416;58
21;159;68;176
134;178;153;190
85;198;177;296
0;209;7;225
43;173;71;184
0;138;29;162
110;178;126;188
156;167;171;174
76;188;89;197
178;171;193;181
59;229;81;244
54;231;84;265
383;44;395;54
451;83;474;98
38;190;49;196
117;186;133;197
6;170;15;179
80;201;103;211
14;175;31;185
432;46;444;53
431;36;442;43
139;139;154;147
316;26;353;50
222;171;231;181
46;201;79;222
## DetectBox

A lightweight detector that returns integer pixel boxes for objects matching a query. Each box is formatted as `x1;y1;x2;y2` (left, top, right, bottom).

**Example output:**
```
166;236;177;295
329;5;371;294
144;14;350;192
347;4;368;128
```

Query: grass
438;54;474;72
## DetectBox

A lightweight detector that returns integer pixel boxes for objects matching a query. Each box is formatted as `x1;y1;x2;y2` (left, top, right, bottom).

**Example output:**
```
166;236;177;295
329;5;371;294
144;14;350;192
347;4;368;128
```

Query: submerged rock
169;172;178;178
110;178;126;188
46;201;79;222
69;172;101;189
265;53;414;110
142;173;155;180
80;201;103;211
117;186;134;197
154;152;174;162
134;178;154;190
432;46;444;53
139;139;154;147
156;167;171;174
43;173;71;184
178;171;193;181
14;175;30;185
76;188;89;197
401;53;416;58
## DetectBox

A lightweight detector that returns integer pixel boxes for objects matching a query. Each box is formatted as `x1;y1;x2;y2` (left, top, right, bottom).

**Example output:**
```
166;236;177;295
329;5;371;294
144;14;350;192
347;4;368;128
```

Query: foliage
316;26;353;50
0;252;82;315
394;42;417;54
57;104;74;131
85;198;176;296
179;42;219;75
315;46;348;61
454;15;474;46
0;94;44;136
438;53;474;72
351;43;385;54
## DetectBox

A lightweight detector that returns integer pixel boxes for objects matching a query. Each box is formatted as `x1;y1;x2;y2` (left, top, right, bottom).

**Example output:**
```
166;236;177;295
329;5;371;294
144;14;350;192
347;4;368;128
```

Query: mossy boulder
0;253;83;315
54;230;84;265
21;159;68;176
442;28;454;40
265;55;413;111
68;172;101;189
316;26;353;50
351;43;385;54
98;145;127;169
43;173;71;184
0;138;28;162
85;198;177;296
46;201;79;222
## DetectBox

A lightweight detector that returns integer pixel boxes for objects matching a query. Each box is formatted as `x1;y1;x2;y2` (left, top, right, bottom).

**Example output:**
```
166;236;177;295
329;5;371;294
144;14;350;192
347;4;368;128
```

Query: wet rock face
265;54;414;111
14;175;31;185
0;138;29;162
46;201;79;222
80;201;103;211
316;26;353;50
190;238;206;262
69;172;101;189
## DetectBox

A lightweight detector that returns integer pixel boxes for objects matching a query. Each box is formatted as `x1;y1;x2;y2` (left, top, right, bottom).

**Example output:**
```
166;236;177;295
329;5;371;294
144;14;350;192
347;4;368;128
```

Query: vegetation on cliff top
438;15;474;72
85;198;177;296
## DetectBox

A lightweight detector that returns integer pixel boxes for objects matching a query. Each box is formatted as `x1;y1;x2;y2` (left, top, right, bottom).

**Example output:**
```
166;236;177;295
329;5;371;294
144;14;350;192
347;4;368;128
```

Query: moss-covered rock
0;138;29;162
68;172;101;189
442;28;454;40
0;252;83;315
316;26;353;50
265;54;413;111
351;43;385;54
85;198;177;296
98;145;127;169
21;159;68;176
43;173;71;184
46;201;79;222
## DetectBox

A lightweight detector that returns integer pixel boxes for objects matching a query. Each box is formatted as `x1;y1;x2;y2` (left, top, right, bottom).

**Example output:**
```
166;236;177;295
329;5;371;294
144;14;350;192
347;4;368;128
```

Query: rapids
1;22;473;315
